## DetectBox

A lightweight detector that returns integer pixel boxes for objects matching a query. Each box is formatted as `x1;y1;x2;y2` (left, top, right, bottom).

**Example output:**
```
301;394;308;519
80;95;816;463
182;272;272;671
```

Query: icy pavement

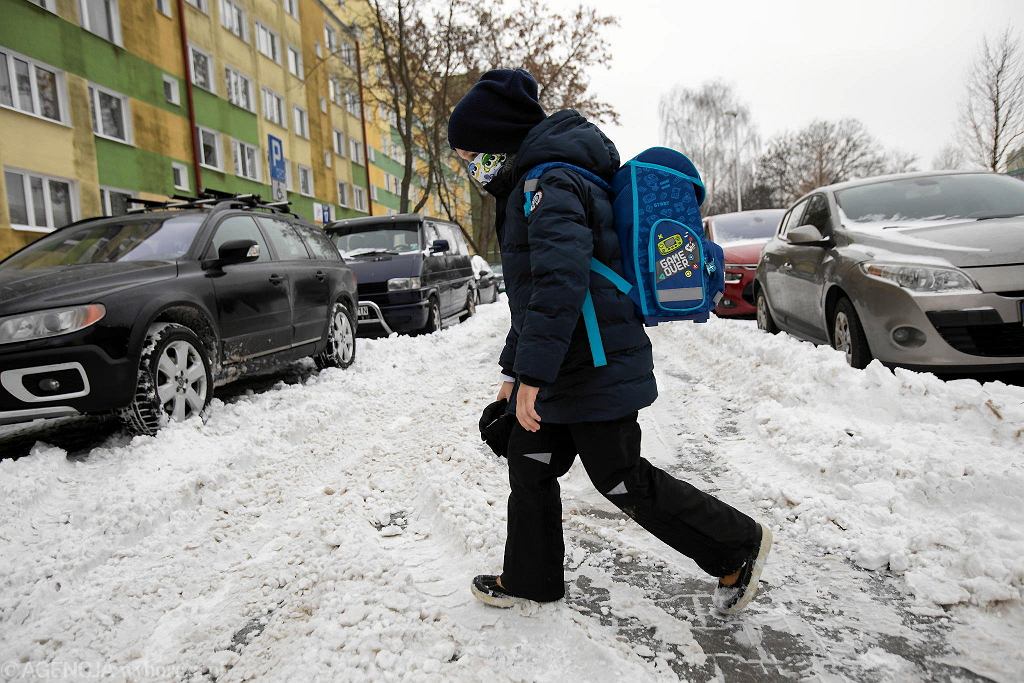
0;301;1021;681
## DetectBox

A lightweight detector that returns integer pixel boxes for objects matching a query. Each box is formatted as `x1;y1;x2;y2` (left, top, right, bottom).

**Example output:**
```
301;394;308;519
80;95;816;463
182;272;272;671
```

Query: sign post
268;134;286;202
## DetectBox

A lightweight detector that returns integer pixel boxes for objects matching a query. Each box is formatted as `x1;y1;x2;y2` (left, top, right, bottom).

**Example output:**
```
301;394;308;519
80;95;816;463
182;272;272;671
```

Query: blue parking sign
268;134;286;201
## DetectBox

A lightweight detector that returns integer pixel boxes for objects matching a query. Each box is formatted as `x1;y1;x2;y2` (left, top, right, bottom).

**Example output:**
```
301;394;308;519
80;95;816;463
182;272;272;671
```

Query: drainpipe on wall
175;0;202;194
353;40;373;216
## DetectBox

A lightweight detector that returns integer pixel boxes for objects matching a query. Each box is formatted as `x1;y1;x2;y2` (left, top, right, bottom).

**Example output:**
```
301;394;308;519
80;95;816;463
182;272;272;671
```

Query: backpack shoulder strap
523;162;611;217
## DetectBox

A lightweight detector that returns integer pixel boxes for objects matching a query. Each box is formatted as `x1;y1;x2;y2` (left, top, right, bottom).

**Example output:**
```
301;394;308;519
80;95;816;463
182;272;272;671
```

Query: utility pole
725;110;742;212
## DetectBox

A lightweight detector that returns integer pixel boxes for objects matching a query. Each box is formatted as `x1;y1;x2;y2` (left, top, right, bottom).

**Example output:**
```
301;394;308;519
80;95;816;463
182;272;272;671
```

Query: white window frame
185;0;208;12
292;106;308;138
4;167;78;233
197;126;222;170
370;185;379;201
100;185;133;216
297;164;313;197
328;76;342;106
219;0;248;42
162;73;180;106
255;23;281;63
156;0;172;17
349;138;362;164
261;87;285;128
287;45;303;79
88;83;132;144
352;186;366;212
188;44;214;93
344;91;360;118
283;0;299;20
0;48;69;125
171;161;190;191
332;129;345;157
337;181;349;207
79;0;123;45
224;65;254;112
28;1;57;12
324;24;338;53
231;139;260;181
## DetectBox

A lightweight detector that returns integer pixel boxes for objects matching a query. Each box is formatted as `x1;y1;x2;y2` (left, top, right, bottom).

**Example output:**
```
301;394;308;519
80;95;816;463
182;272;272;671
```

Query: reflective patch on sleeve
607;481;628;496
523;452;552;465
529;191;543;213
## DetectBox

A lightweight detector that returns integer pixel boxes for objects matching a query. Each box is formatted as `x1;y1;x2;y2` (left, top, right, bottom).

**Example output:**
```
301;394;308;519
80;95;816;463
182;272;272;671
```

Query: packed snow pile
651;319;1024;608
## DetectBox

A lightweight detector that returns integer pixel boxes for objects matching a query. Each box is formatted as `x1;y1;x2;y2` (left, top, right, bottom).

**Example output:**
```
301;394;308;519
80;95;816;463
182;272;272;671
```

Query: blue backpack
523;147;725;368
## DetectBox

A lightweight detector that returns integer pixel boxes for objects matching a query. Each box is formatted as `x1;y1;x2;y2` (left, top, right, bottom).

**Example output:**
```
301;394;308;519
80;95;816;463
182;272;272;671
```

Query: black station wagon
0;193;357;435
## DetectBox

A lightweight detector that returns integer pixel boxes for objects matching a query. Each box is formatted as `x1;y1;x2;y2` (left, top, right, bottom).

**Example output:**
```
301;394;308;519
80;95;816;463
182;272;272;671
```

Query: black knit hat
448;68;546;154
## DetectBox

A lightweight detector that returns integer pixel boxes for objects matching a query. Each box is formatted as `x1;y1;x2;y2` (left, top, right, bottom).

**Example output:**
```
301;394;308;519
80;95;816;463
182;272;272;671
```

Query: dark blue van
325;214;476;335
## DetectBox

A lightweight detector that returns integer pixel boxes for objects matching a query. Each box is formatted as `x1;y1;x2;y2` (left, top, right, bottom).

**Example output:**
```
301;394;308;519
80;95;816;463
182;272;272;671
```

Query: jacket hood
514;110;620;182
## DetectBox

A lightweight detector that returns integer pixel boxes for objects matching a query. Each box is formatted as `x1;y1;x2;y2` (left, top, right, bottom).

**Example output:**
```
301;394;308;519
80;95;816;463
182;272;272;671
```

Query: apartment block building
0;0;470;259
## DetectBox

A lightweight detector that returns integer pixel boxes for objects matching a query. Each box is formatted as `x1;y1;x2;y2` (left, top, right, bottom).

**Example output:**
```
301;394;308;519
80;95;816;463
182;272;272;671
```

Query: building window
325;25;340;53
224;66;254;112
171;162;189;191
261;88;284;127
368;147;376;163
332;129;345;157
189;45;214;92
292;106;308;138
297;165;313;196
352;186;366;212
88;84;131;144
287;45;303;79
162;74;180;106
4;168;76;232
29;0;57;10
324;151;332;168
282;0;298;19
232;139;260;180
79;0;122;45
155;0;171;17
0;49;66;124
255;23;280;63
100;187;133;216
370;185;379;201
219;0;247;41
339;44;356;69
349;137;362;164
344;91;360;118
338;181;349;207
185;0;207;12
197;127;221;169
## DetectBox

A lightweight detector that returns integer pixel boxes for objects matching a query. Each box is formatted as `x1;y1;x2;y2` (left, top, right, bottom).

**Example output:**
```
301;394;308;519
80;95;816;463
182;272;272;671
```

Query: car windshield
0;215;205;270
710;211;785;242
835;173;1024;225
329;226;421;256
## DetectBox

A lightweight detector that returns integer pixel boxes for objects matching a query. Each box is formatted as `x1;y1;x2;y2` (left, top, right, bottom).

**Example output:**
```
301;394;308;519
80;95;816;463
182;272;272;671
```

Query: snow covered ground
1;300;1021;681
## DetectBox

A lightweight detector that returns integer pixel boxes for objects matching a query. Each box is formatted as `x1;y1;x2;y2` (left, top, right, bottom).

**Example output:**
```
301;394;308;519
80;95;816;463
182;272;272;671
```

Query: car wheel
122;323;212;436
419;297;441;334
315;301;356;370
832;297;873;369
756;290;779;334
461;288;477;321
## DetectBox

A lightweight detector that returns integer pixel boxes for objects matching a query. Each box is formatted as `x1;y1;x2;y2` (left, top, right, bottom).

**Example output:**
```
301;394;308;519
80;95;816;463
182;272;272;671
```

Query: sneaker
471;575;520;608
713;522;773;615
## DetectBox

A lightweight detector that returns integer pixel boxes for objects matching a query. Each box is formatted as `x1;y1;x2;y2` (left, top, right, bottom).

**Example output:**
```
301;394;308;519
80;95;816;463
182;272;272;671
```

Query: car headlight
0;304;106;345
859;263;979;293
387;277;421;291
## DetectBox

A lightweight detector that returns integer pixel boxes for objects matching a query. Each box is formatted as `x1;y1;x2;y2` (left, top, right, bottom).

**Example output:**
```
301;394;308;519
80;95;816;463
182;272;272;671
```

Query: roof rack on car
121;189;298;218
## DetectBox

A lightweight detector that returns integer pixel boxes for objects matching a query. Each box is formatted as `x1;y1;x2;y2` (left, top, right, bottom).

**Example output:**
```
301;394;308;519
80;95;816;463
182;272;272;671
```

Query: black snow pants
500;412;759;602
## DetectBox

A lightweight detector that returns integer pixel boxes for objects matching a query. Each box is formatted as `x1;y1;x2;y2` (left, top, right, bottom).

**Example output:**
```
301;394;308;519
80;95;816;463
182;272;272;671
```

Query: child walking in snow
448;69;772;614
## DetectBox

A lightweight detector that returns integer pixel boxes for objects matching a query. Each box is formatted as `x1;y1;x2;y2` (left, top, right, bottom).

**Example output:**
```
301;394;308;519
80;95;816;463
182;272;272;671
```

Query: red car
704;209;785;316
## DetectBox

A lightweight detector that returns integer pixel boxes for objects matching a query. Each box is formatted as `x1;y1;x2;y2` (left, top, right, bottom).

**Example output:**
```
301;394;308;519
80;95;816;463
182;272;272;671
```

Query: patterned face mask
467;152;507;186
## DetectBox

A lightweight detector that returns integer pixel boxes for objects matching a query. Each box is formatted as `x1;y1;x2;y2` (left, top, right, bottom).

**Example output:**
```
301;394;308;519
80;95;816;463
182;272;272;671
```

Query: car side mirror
218;239;261;264
787;224;827;245
430;239;449;254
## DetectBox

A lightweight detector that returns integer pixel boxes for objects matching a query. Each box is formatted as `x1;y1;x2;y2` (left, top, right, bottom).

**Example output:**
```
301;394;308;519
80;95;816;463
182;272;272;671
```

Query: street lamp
724;110;742;212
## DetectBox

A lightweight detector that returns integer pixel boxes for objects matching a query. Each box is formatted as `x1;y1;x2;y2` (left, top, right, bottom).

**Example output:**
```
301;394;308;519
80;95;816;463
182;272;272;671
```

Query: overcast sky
542;0;1020;167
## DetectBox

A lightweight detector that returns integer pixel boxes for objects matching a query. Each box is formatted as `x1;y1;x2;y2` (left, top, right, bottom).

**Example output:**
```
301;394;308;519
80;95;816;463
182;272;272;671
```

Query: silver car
754;171;1024;371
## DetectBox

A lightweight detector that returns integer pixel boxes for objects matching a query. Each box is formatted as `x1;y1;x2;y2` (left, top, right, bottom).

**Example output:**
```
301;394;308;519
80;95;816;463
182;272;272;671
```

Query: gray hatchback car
754;171;1024;371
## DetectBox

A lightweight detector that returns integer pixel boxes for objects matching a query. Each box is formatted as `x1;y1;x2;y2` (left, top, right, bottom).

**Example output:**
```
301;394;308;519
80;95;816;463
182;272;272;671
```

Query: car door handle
315;270;326;282
269;274;284;285
781;261;793;271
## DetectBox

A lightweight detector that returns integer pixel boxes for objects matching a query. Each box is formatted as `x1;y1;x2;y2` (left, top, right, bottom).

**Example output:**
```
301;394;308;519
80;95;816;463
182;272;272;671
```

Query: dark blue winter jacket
495;110;658;423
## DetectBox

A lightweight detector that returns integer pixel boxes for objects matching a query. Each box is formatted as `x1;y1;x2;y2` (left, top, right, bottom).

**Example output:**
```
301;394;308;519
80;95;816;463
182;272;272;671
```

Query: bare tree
885;149;919;174
932;143;967;170
959;28;1024;172
754;119;888;206
658;81;759;215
